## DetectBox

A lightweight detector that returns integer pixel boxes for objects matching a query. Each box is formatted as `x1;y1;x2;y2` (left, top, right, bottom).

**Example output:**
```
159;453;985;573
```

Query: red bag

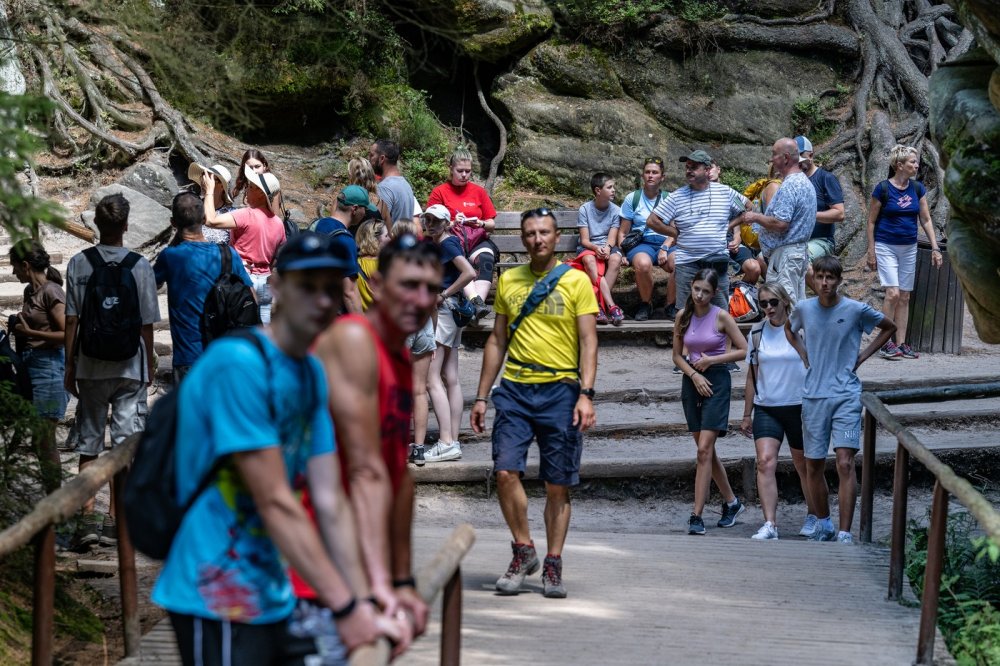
451;222;489;256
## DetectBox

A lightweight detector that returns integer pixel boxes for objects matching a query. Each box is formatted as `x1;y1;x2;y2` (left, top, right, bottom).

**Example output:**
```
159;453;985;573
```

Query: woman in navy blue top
865;145;942;360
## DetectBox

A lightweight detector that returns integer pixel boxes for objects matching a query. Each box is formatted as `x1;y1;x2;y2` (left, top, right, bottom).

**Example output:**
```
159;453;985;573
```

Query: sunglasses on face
520;207;553;221
761;298;781;308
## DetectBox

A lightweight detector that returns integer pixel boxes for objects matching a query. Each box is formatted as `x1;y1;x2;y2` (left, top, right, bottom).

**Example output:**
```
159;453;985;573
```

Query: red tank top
290;313;413;599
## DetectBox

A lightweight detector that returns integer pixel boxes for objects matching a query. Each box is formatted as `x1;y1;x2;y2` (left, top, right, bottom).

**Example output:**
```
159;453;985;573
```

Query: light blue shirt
152;330;334;624
757;172;817;253
789;297;884;399
620;189;667;243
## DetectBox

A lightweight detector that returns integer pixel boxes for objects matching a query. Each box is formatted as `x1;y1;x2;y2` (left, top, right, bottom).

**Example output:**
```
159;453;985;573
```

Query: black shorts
681;365;732;435
752;404;804;450
169;612;324;666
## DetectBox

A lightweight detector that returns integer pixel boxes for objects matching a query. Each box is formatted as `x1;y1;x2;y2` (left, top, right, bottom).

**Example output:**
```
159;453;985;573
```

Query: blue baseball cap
275;232;353;273
795;136;813;153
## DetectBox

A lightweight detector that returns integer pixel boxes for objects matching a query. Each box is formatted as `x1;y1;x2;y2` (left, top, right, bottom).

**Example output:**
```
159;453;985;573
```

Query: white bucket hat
187;163;234;204
243;164;281;212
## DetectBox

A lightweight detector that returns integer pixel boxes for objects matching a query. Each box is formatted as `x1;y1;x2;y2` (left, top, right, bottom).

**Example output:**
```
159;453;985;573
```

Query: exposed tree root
474;62;506;195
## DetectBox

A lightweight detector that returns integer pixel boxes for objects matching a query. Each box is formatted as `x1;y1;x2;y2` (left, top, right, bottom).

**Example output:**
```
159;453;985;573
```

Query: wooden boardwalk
120;527;940;666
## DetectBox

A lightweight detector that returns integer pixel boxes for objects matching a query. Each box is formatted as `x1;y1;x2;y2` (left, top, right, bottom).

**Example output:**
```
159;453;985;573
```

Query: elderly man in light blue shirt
737;137;816;303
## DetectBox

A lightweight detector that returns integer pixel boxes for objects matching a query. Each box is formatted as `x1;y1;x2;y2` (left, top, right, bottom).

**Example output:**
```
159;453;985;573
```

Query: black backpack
79;247;143;362
200;244;260;347
0;326;32;401
124;330;269;560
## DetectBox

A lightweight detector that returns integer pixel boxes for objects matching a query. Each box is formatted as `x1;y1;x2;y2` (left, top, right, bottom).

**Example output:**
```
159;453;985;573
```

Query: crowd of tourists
1;134;945;663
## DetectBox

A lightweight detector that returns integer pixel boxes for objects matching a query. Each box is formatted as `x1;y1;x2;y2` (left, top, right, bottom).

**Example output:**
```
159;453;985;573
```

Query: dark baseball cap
275;232;353;274
679;150;714;167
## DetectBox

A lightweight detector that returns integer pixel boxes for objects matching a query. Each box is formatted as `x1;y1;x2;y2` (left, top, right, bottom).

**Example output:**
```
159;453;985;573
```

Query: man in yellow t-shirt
471;209;598;600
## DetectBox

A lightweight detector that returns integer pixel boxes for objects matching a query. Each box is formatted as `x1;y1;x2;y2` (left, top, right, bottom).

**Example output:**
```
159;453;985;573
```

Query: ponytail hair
9;239;63;286
677;268;718;338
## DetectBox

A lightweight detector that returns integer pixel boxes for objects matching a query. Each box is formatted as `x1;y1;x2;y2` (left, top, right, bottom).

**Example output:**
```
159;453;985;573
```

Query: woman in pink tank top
672;268;748;535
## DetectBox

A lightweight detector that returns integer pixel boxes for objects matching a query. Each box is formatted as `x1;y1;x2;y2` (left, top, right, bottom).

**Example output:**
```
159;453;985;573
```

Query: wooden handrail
861;392;1000;541
0;435;139;558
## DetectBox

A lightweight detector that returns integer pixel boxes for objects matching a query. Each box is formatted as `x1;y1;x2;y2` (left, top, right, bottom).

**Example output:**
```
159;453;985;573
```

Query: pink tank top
683;305;726;363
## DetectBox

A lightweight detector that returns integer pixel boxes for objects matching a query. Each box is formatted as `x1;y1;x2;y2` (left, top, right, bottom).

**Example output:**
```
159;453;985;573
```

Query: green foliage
906;511;1000;665
791;88;848;146
718;168;753;194
507;165;559;194
552;0;725;43
0;94;63;241
402;146;451;206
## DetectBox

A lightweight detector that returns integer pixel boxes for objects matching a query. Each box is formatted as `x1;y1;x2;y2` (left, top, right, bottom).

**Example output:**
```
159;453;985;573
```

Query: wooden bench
491;210;578;271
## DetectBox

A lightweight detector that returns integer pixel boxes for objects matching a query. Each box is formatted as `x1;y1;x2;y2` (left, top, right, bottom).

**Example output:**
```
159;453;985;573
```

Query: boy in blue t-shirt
154;192;252;382
573;172;624;325
787;256;896;543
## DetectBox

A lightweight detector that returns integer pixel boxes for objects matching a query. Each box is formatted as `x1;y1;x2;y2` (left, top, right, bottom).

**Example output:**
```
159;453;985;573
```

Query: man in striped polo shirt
646;150;750;313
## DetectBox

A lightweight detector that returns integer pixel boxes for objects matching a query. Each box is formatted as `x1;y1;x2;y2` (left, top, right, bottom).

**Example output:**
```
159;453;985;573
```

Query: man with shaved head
737;137;817;303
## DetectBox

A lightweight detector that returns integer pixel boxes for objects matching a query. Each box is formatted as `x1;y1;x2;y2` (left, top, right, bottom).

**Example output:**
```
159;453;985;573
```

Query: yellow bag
740;178;781;250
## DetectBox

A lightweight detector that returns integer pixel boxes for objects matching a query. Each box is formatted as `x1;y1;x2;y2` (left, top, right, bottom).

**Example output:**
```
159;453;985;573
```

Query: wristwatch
580;388;596;399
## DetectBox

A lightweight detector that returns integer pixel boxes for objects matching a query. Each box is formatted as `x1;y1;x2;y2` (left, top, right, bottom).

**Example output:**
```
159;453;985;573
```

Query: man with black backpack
471;208;599;600
154;192;256;383
64;193;160;550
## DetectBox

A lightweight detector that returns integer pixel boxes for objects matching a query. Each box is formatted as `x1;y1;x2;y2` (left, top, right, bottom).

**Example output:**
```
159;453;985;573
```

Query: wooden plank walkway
118;527;936;665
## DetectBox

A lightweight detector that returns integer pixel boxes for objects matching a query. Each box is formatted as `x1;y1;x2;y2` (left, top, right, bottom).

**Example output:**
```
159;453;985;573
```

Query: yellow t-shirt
357;256;378;311
494;264;598;384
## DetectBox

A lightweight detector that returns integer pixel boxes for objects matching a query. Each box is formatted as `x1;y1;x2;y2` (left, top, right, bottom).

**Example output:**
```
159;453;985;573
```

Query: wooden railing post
916;481;949;665
860;409;876;543
113;468;140;658
31;526;56;666
439;567;462;666
888;441;909;601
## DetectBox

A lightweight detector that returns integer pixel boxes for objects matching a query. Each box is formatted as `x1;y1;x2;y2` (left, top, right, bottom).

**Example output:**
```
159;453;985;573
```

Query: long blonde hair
356;220;386;258
348;158;379;197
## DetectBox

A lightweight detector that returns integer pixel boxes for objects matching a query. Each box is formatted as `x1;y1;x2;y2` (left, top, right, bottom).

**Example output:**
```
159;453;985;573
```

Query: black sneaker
470;295;490;321
718;498;746;528
409;443;425;467
71;513;102;552
635;302;651;322
665;304;679;320
687;514;706;535
99;516;118;547
542;555;567;598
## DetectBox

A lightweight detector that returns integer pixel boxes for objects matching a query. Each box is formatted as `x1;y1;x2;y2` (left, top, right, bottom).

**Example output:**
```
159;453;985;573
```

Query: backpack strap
327;228;349;239
120;251;142;270
748;323;765;398
82;246;105;271
218;243;231;278
505;264;576;375
630;189;642;211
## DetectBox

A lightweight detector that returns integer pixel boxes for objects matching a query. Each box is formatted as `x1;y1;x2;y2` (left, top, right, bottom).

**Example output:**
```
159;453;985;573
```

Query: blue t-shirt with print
872;180;926;245
151;330;334;624
439;235;464;289
620;189;667;244
757;172;817;252
789;296;884;399
154;241;252;367
311;218;360;279
808;168;844;241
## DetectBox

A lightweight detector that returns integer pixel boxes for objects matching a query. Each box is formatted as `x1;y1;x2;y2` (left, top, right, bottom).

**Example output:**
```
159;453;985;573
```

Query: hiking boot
99;516;118;548
665;304;679;320
751;522;779;540
672;365;683;375
898;343;919;359
72;513;102;552
635;302;651;322
608;305;625;326
470;295;491;321
408;443;426;467
496;542;540;594
718;498;746;528
687;514;706;535
596;309;609;325
808;519;836;542
879;341;903;360
542;555;567;598
837;531;854;544
424;440;461;463
798;514;819;537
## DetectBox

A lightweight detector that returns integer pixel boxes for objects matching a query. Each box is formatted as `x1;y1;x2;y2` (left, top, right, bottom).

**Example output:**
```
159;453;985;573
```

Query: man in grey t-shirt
369;139;414;222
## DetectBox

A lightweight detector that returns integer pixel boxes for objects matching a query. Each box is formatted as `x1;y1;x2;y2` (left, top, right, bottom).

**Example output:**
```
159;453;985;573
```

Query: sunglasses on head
761;298;781;308
520;207;554;221
645;157;664;166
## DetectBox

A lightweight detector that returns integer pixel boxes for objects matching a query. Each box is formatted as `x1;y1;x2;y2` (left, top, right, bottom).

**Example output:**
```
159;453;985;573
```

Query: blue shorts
729;244;759;273
491;379;583;486
625;235;669;264
23;347;68;420
802;396;862;460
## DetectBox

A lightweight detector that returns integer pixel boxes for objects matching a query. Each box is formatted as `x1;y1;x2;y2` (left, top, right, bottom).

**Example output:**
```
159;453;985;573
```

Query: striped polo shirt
651;182;748;264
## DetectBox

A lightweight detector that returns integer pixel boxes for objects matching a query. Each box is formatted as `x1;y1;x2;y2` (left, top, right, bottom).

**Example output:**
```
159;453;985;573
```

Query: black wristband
331;597;357;620
392;577;416;589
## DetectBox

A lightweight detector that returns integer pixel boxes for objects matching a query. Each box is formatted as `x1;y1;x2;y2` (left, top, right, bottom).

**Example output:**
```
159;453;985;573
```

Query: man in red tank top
295;234;442;656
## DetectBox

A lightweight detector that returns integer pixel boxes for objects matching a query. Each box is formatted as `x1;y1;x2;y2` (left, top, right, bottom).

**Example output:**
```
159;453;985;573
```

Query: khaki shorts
75;378;148;456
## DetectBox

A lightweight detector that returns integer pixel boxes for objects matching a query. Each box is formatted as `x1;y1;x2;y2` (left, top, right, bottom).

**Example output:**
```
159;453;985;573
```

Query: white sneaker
799;514;818;537
425;440;462;462
751;522;779;540
837;531;854;544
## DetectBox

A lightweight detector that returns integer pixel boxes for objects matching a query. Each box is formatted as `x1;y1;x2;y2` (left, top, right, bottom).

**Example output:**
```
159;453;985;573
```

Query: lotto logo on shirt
897;194;914;208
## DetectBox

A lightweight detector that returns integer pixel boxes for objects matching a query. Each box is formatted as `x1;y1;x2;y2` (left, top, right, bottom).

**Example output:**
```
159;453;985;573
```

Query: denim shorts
802;395;862;460
752;404;803;450
406;317;436;356
491;379;583;486
807;237;834;261
680;365;732;435
75;378;148;456
23;347;68;420
625;234;669;264
674;254;730;311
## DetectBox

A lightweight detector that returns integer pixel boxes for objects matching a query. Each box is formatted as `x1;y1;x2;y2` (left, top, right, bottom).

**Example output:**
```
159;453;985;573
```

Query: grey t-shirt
377;176;415;222
789;296;883;399
576;200;621;252
65;245;161;382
